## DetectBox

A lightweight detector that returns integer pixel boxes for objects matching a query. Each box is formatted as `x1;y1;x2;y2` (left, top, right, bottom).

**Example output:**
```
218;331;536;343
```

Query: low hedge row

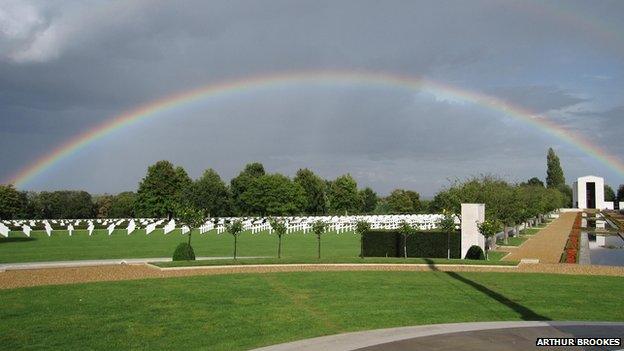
362;230;461;258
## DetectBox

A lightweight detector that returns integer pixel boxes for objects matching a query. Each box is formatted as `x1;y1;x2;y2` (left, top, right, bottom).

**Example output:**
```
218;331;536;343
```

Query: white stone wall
573;175;606;209
460;203;485;258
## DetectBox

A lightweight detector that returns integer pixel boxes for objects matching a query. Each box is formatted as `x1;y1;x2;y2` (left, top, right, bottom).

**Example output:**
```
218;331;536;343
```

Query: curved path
2;261;624;290
250;321;624;351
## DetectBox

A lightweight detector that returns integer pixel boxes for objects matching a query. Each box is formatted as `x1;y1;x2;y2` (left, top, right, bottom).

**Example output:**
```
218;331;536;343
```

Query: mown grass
0;229;360;263
496;236;528;247
1;271;622;350
155;256;517;268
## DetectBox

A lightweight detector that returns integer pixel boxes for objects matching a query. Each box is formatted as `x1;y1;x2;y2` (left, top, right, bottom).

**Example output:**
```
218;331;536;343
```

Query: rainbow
6;70;624;188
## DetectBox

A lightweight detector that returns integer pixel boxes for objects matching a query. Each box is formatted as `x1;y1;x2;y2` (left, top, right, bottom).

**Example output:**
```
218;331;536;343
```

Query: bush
362;230;461;258
172;242;196;261
464;245;485;260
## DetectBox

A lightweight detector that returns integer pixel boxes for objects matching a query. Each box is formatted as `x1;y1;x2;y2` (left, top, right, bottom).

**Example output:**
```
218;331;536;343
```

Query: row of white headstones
0;214;456;238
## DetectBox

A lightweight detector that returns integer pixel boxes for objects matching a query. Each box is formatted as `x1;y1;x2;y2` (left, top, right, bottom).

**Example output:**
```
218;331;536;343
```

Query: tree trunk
447;231;451;259
403;234;407;258
504;225;509;245
360;235;364;259
187;229;192;246
317;234;321;260
278;235;282;259
234;235;237;260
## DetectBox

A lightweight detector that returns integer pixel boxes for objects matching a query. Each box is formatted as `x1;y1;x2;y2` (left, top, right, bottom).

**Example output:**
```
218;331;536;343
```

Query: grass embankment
0;229;360;263
154;256;517;268
1;271;622;350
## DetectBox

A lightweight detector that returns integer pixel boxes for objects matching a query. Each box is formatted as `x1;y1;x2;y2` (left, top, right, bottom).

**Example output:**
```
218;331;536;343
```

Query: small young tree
477;219;501;260
225;219;244;260
269;217;287;259
438;209;456;259
355;220;371;259
399;220;415;258
173;204;205;247
312;220;329;259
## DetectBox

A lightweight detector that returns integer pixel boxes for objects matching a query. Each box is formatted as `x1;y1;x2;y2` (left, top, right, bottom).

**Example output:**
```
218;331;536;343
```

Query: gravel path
2;261;624;290
503;212;577;263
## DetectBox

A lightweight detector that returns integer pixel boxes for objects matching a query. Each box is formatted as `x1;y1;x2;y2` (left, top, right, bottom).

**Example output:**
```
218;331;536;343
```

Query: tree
173;204;205;248
294;168;327;215
438;209;456;259
0;184;21;219
225;219;244;260
523;177;544;187
269;218;287;259
387;189;416;214
230;162;265;215
312;220;328;259
546;148;565;189
399;221;415;258
355;220;371;258
30;191;94;219
109;192;136;218
186;169;231;217
477;219;501;260
95;195;113;218
405;190;421;212
604;184;616;202
327;174;360;215
359;187;378;214
135;161;189;218
239;174;305;216
618;185;624;202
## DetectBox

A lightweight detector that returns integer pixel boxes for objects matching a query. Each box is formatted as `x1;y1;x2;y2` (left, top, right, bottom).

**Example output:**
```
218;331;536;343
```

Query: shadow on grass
0;237;37;243
423;258;550;321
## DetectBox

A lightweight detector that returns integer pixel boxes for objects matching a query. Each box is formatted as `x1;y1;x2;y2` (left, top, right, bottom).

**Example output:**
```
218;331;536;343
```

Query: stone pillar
461;203;485;259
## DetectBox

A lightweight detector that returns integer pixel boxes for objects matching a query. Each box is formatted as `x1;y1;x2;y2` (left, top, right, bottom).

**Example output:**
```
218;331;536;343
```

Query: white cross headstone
127;220;136;235
22;225;32;237
0;222;9;238
107;223;116;236
67;224;74;236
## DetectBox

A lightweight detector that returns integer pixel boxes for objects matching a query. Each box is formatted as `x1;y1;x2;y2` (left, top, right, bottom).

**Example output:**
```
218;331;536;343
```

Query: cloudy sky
1;0;623;197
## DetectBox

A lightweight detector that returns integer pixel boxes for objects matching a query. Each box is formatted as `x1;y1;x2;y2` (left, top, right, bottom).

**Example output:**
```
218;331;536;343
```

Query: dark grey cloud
1;0;624;195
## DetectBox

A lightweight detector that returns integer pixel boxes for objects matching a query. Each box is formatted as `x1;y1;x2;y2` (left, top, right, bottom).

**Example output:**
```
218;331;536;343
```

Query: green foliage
327;174;361;215
225;219;244;259
29;190;94;219
618;184;624;202
387;189;419;214
312;220;328;259
185;169;231;217
604;184;616;202
172;242;195;261
135;160;189;218
359;188;378;214
361;230;461;258
464;245;485;260
95;195;113;218
269;217;287;258
239;174;305;216
230;162;265;215
0;184;21;219
478;218;502;258
437;210;456;234
523;177;544;187
355;220;371;258
294;168;327;215
174;205;205;229
546;147;565;188
109;192;136;218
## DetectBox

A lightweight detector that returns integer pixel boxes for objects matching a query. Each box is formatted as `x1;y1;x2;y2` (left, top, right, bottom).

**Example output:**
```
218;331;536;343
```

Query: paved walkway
0;256;264;271
250;321;624;351
503;212;577;263
2;262;624;290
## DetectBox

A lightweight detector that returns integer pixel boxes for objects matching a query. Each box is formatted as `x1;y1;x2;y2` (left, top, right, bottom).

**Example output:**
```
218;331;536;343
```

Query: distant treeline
1;149;621;220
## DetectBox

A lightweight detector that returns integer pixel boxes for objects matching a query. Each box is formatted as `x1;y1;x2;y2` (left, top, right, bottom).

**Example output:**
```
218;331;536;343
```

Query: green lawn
496;236;528;247
155;256;517;268
487;251;508;261
1;271;622;350
520;228;541;235
0;229;361;263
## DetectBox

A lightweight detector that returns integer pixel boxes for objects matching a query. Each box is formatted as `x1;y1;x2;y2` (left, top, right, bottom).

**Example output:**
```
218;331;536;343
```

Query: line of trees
0;161;423;219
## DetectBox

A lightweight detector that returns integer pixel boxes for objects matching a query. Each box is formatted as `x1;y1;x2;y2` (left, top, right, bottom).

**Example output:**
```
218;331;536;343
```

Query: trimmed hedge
172;242;196;261
362;230;461;258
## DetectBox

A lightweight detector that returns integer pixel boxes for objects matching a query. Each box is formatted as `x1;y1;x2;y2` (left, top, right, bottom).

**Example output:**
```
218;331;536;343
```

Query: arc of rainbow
6;70;624;188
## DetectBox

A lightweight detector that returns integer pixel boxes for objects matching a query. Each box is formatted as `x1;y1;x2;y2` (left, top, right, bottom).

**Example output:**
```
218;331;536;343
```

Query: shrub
464;245;485;260
172;242;195;261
